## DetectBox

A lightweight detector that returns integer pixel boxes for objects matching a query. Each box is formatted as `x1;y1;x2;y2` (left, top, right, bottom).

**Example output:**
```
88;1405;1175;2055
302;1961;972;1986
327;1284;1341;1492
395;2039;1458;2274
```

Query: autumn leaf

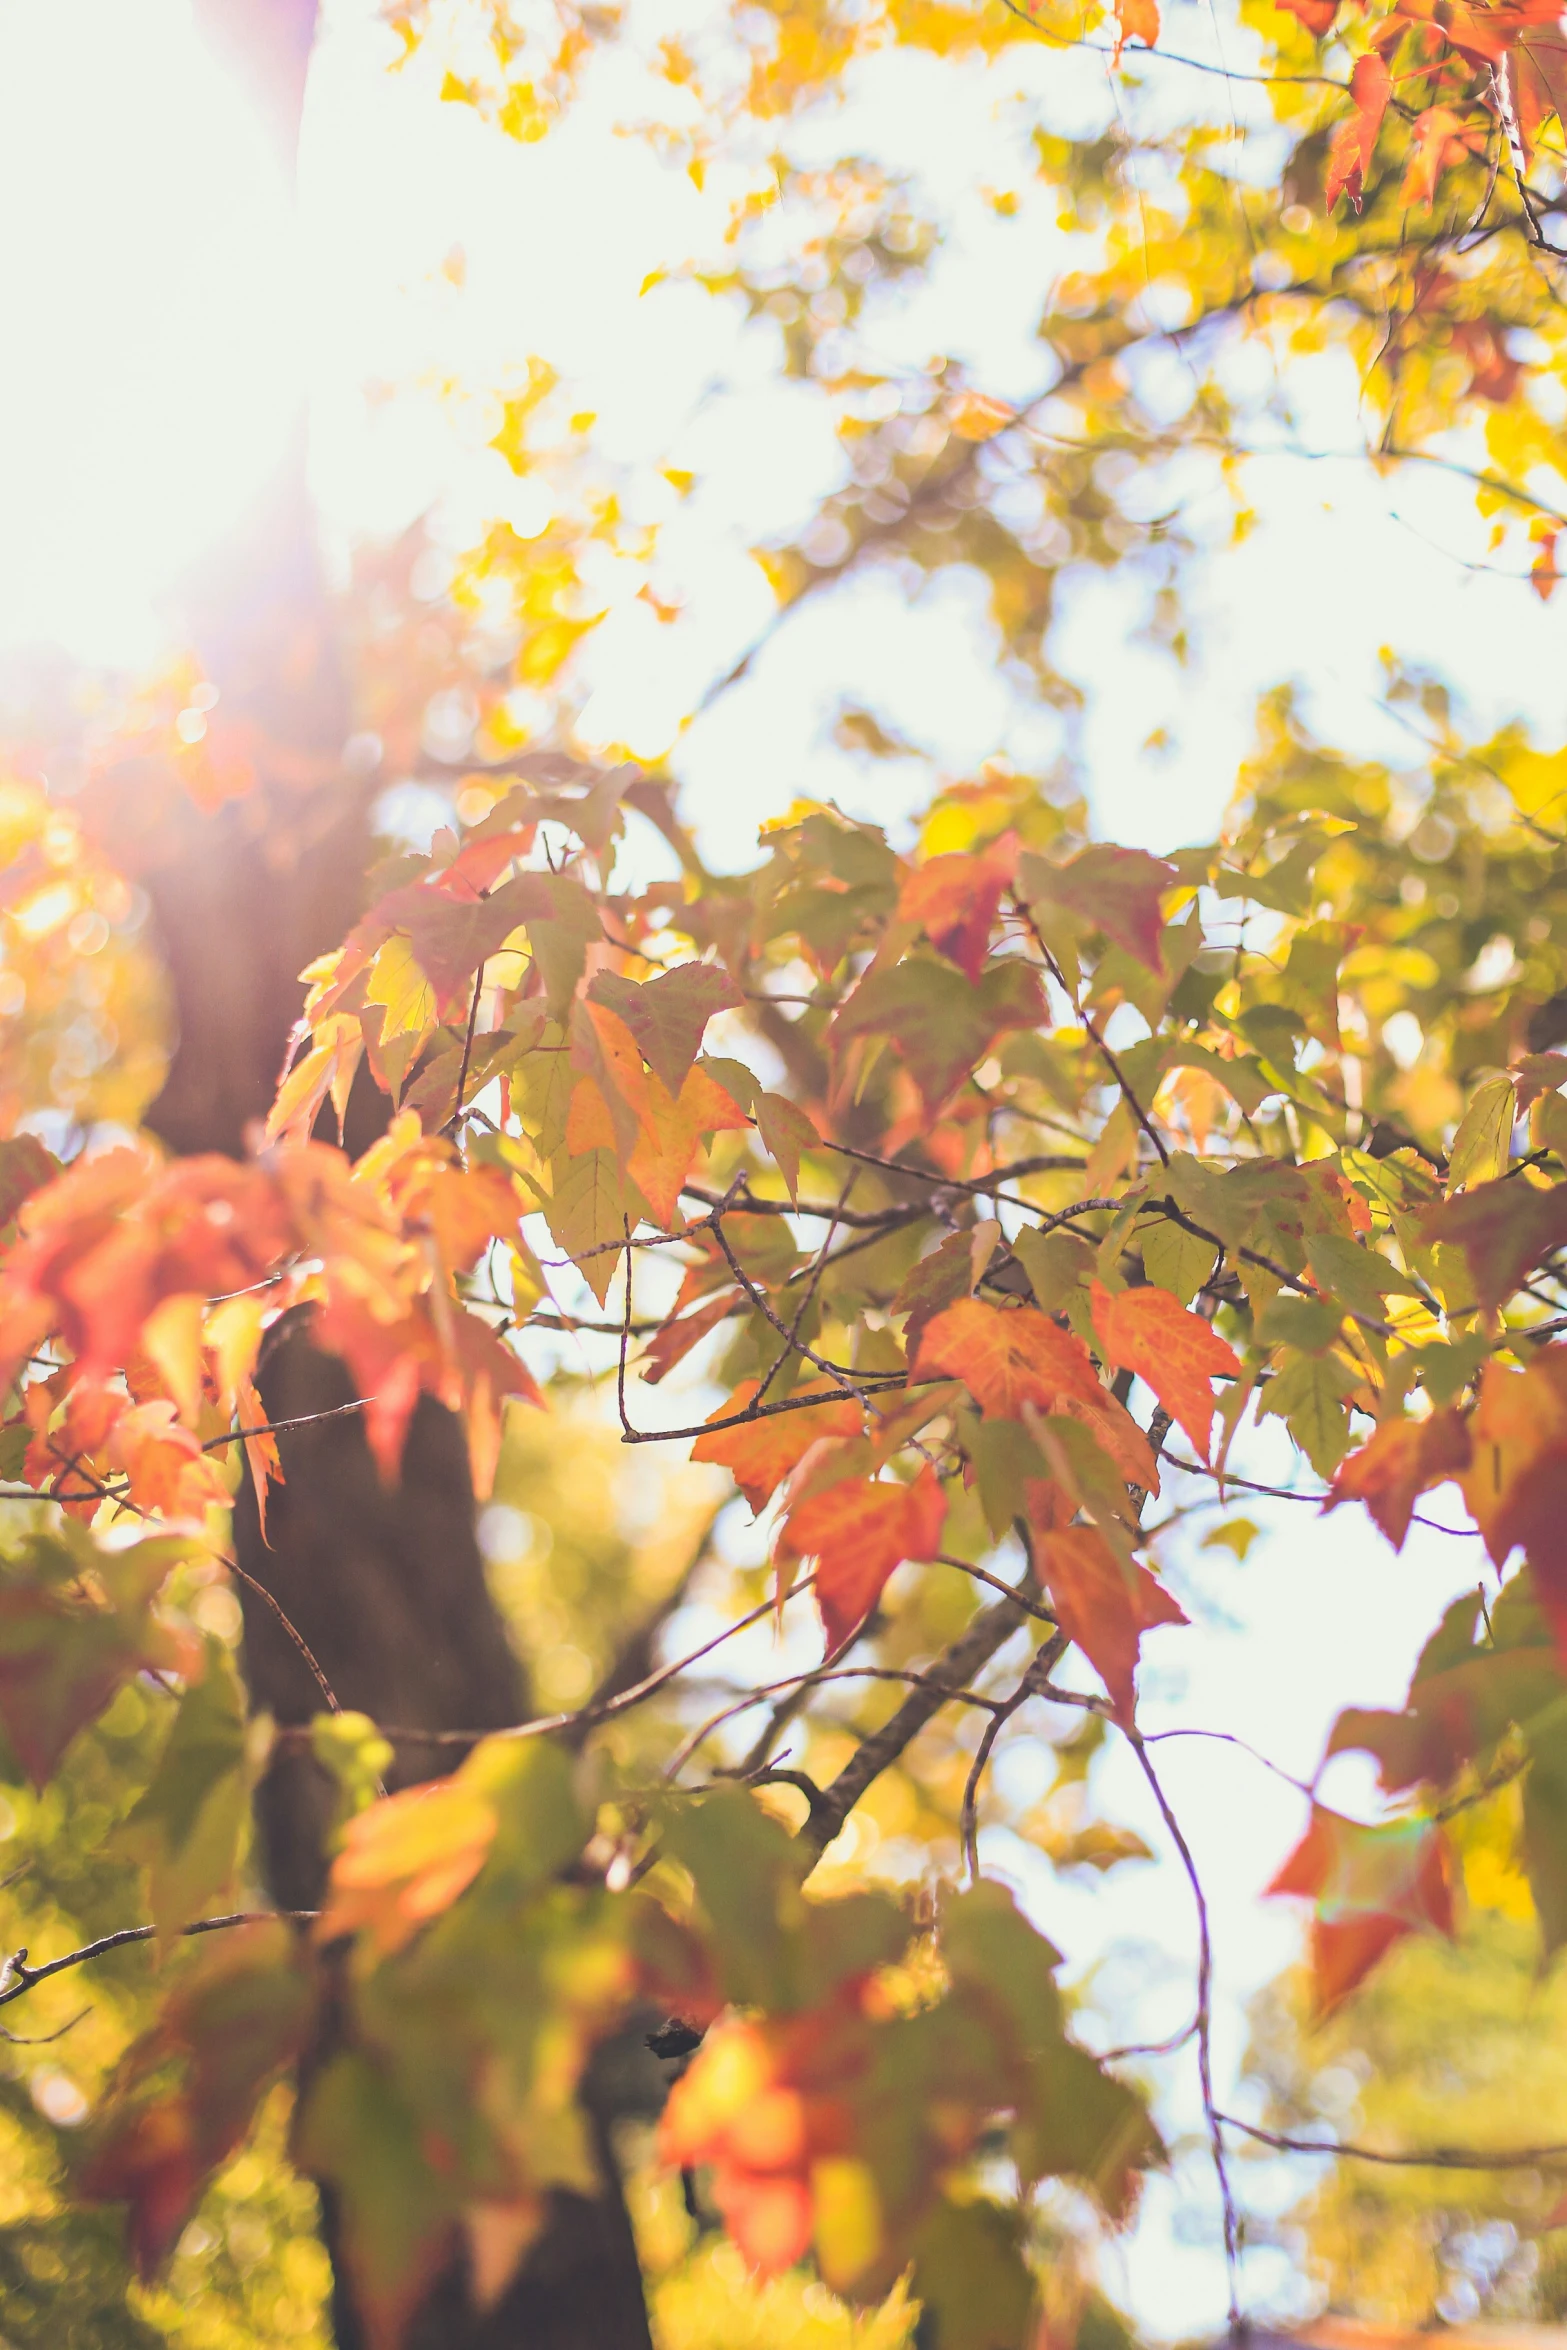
1112;0;1159;62
1325;52;1392;213
692;1379;862;1511
754;1091;820;1207
78;1920;315;2277
1454;1350;1567;1646
895;835;1017;981
829;955;1046;1114
0;1528;196;1786
1018;843;1177;971
626;1061;754;1227
1088;1279;1240;1463
588;961;743;1093
1326;1408;1471;1549
1274;0;1337;31
1030;1517;1187;1724
1266;1805;1455;2013
914;1298;1103;1420
777;1466;947;1649
315;1771;499;1959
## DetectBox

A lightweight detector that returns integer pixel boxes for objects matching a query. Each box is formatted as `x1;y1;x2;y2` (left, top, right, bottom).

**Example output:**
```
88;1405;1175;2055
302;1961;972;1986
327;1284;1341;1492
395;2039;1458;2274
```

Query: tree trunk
138;8;658;2342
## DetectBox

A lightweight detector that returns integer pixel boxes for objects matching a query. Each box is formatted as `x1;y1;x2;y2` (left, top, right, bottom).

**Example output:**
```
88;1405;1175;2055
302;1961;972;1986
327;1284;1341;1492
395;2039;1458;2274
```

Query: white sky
0;0;1557;2335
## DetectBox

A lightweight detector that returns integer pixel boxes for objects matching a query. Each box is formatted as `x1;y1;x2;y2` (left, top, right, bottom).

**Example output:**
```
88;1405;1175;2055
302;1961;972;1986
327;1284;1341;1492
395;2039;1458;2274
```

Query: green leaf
1139;1213;1217;1305
295;2050;458;2343
541;1147;630;1305
1447;1075;1517;1195
909;2195;1035;2350
119;1638;252;1946
1259;1351;1359;1475
311;1709;395;1837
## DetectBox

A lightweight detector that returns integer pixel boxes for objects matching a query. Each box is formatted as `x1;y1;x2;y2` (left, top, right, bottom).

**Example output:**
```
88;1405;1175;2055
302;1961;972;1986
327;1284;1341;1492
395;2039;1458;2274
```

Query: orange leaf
1088;1281;1240;1464
1274;0;1338;31
108;1402;230;1522
315;1775;498;1958
1030;1516;1186;1724
1401;106;1470;207
1267;1806;1455;2013
1533;524;1561;603
1325;52;1392;212
914;1298;1102;1420
642;1292;740;1384
692;1381;863;1512
628;1063;754;1228
1454;1349;1567;1649
1326;1409;1471;1549
1112;0;1159;61
778;1467;947;1650
947;391;1016;442
896;836;1017;982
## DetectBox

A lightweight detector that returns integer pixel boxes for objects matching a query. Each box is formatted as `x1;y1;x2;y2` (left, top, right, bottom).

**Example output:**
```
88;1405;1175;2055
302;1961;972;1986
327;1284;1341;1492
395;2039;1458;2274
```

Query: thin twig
1127;1729;1240;2330
0;1912;317;2013
1219;2111;1567;2170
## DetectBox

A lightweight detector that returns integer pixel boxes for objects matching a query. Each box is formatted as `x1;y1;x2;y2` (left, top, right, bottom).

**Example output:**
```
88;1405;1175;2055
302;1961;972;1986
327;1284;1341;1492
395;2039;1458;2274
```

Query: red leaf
1423;1175;1567;1316
1325;52;1392;212
692;1381;863;1512
1274;0;1338;32
778;1467;947;1650
913;1298;1103;1420
1455;1351;1567;1650
1023;844;1177;971
1088;1280;1239;1464
642;1292;740;1384
829;956;1046;1115
1030;1515;1186;1724
896;836;1017;982
79;1920;314;2276
1326;1409;1471;1549
1266;1806;1455;2013
1533;525;1561;604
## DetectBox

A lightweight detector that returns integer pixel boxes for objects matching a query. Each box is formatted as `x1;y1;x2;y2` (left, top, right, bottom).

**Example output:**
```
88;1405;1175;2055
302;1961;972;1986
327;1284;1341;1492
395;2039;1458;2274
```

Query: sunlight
0;0;298;667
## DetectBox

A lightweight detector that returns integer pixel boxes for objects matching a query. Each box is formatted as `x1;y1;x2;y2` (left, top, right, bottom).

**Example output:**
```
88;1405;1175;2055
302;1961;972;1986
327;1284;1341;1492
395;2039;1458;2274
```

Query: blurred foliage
1245;1788;1567;2327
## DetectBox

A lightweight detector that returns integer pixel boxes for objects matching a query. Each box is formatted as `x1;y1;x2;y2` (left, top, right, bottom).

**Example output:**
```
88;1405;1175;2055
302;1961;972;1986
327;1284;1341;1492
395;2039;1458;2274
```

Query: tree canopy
5;0;1567;2343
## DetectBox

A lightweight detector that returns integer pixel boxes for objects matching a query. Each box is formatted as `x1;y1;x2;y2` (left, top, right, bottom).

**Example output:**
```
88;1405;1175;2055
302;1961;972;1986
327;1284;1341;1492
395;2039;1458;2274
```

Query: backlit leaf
914;1298;1103;1420
1088;1279;1240;1462
588;962;743;1094
1266;1805;1455;2013
1030;1516;1187;1723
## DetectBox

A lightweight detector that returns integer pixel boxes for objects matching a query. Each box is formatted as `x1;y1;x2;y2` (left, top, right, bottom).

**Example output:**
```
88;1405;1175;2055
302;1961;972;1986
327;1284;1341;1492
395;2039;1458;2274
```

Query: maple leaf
1273;0;1338;31
1088;1279;1240;1463
777;1467;947;1650
914;1298;1103;1420
829;955;1046;1114
587;962;743;1094
1533;523;1561;603
1266;1806;1455;2013
315;1772;499;1959
895;836;1017;982
1401;106;1478;207
755;1090;820;1207
642;1292;740;1383
1030;1516;1187;1724
1325;52;1392;212
1423;1174;1567;1315
78;1920;314;2277
1325;1408;1471;1549
1019;843;1177;971
692;1379;862;1511
0;1529;196;1786
626;1062;754;1228
1455;1350;1567;1642
108;1401;232;1522
1112;0;1159;61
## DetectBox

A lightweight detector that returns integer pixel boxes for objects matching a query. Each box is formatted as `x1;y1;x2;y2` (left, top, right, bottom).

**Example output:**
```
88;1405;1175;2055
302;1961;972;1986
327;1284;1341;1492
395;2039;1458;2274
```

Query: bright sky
0;0;1557;2336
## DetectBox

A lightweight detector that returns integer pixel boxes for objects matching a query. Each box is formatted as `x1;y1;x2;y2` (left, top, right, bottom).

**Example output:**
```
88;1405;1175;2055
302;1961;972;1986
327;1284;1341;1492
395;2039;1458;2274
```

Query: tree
5;0;1567;2342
